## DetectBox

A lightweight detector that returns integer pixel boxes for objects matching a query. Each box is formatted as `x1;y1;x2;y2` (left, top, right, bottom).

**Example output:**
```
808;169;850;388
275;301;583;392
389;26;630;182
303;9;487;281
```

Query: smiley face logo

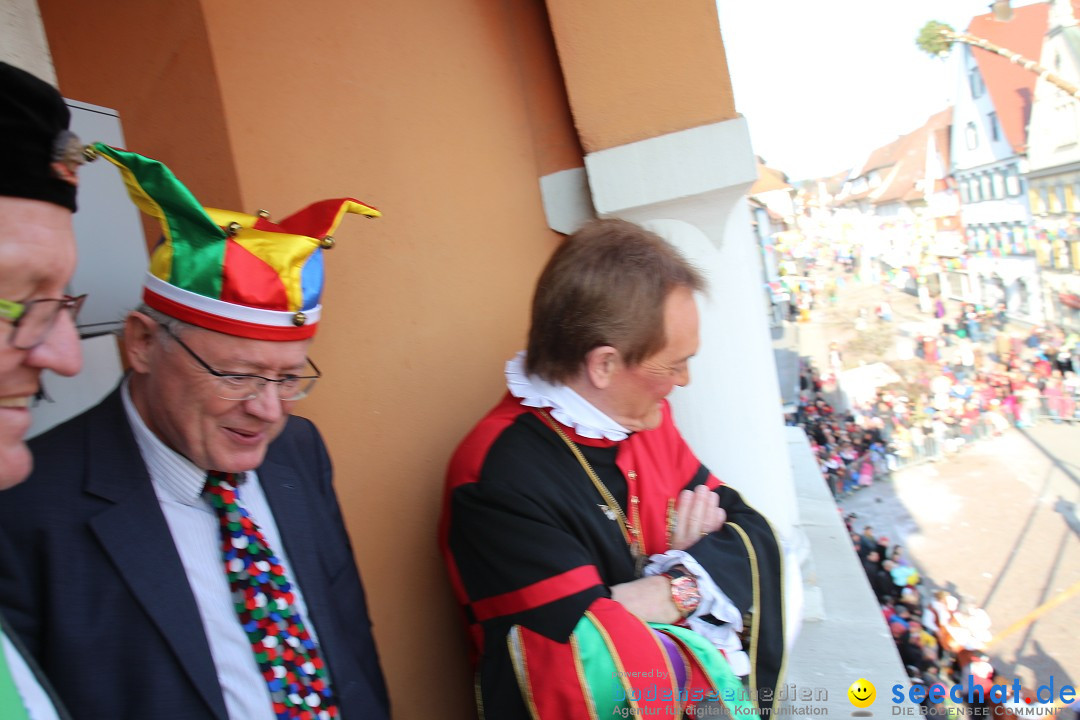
848;678;876;708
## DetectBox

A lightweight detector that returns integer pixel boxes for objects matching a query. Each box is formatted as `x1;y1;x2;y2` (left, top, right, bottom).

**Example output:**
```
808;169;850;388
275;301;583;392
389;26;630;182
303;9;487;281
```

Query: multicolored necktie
204;471;337;720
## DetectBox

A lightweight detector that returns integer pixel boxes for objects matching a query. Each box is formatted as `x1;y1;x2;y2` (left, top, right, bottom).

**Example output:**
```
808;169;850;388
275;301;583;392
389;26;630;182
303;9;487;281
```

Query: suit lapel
248;439;364;708
258;458;330;624
84;390;229;720
259;457;363;709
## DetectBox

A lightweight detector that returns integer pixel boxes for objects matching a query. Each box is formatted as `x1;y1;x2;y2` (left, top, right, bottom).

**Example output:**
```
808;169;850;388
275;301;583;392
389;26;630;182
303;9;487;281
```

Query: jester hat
90;142;379;340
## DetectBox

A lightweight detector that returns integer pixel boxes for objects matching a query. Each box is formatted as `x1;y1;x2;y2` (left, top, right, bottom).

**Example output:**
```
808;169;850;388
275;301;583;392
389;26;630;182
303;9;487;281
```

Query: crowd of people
847;516;1010;715
791;372;892;498
799;364;1072;717
914;303;1080;424
793;297;1080;495
788;267;1080;717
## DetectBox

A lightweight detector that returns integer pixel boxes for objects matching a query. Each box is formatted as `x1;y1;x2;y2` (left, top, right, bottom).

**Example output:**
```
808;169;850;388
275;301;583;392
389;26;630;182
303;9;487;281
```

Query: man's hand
670;484;725;551
610;575;682;624
611;486;724;622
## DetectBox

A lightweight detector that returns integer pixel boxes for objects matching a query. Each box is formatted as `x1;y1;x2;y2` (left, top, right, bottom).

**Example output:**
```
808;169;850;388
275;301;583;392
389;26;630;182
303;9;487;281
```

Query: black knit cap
0;62;80;212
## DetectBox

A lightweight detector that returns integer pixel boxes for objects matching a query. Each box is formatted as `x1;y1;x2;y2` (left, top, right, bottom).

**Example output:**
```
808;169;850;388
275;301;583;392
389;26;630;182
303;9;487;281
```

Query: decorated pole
916;20;1080;101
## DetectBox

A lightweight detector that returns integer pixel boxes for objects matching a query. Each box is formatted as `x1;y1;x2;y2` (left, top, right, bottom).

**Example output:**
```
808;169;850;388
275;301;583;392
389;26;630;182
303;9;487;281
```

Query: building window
988;112;1000;142
1028;187;1041;214
969;67;985;98
1054;96;1078;147
1010;224;1026;254
970;178;982;202
966;121;979;150
960;180;970;203
981;174;993;201
992;171;1005;199
1050;186;1064;213
1005;167;1021;196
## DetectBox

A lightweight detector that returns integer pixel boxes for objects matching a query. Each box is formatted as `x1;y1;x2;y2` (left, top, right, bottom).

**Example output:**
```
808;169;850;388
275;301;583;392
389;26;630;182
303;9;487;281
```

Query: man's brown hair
525;219;706;383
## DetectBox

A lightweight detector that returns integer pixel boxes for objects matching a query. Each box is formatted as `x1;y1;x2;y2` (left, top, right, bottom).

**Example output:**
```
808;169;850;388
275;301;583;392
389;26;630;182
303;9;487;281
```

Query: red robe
439;394;786;718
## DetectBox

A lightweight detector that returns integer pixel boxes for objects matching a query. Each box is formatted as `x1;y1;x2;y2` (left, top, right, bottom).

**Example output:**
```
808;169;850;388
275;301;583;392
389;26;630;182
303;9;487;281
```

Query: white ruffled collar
505;351;630;441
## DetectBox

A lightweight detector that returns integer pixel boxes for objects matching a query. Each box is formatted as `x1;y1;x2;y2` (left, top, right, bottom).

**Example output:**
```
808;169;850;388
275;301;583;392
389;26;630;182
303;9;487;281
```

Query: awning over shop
926;231;966;258
1060;293;1080;310
839;362;902;406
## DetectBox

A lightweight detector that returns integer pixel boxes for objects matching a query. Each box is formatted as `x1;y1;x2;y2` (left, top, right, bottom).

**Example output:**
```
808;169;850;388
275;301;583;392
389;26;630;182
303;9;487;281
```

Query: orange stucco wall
39;1;241;220
545;0;737;153
40;0;583;717
507;0;587;177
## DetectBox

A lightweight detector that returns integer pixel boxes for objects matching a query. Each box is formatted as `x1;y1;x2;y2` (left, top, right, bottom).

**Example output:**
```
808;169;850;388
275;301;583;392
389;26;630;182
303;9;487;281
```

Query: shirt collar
121;378;219;506
505;351;630;441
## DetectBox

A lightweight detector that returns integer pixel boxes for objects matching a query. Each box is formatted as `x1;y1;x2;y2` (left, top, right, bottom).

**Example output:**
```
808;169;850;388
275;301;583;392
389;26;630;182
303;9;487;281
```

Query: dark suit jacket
0;388;389;720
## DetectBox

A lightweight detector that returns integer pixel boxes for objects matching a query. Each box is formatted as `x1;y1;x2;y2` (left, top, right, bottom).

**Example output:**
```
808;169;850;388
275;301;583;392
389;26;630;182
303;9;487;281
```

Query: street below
793;267;1080;692
838;424;1080;691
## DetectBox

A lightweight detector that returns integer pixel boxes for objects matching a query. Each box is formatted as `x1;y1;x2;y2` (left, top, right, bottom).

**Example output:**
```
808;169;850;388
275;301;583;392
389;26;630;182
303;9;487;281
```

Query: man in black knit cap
0;60;86;720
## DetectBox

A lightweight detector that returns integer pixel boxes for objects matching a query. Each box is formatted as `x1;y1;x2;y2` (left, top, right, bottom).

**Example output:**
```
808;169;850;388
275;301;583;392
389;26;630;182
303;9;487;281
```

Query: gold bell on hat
292;312;307;327
320;235;335;250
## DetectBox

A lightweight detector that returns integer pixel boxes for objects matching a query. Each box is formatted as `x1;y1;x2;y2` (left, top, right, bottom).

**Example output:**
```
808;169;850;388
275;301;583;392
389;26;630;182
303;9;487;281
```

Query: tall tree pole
916;21;1080;100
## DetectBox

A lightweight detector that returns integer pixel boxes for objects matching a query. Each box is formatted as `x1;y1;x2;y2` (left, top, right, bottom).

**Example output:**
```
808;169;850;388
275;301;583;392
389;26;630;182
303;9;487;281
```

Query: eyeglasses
161;326;322;402
0;295;87;350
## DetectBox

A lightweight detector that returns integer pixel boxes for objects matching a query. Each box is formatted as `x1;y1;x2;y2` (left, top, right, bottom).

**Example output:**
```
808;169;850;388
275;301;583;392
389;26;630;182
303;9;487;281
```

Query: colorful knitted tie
204;471;337;720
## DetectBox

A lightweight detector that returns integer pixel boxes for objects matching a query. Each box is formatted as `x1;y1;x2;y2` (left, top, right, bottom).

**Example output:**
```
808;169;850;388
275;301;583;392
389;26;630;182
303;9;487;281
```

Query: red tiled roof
967;2;1050;154
749;160;792;195
873;107;953;205
854;135;907;177
824;168;850;195
932;107;953;174
871;132;923;204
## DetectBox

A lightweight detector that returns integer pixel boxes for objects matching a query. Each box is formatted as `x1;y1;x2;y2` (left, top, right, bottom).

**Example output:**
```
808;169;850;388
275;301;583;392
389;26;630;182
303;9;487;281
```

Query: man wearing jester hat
0;145;390;719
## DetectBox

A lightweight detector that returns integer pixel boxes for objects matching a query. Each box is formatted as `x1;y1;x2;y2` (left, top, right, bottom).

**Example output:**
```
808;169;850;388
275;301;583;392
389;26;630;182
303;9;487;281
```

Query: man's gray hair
131;304;195;336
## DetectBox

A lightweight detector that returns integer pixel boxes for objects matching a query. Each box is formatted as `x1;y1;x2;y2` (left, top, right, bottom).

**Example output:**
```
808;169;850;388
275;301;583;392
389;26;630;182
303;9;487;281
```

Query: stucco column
0;0;56;84
583;116;800;539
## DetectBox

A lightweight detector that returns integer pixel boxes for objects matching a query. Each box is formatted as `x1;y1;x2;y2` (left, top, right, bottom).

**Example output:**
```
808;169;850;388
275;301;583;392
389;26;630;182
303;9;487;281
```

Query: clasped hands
611;485;725;623
670;484;726;550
